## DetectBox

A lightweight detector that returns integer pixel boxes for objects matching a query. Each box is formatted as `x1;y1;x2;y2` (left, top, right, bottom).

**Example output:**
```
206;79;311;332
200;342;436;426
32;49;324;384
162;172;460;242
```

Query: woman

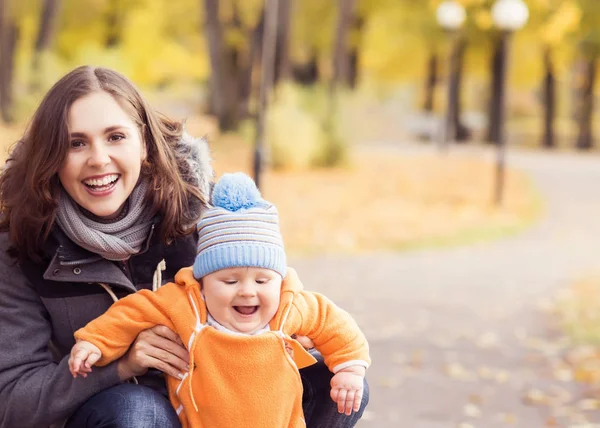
0;66;368;428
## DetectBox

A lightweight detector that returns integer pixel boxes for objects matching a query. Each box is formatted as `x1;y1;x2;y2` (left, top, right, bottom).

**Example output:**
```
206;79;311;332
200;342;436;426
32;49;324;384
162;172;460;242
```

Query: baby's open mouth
233;306;259;315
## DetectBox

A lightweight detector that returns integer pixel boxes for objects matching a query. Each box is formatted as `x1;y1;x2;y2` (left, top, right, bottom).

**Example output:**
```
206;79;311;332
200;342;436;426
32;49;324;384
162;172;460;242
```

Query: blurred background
3;0;600;426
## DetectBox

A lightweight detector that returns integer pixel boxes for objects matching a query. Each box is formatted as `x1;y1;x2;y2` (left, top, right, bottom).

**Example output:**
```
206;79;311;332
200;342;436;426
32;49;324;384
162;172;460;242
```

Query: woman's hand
117;325;189;381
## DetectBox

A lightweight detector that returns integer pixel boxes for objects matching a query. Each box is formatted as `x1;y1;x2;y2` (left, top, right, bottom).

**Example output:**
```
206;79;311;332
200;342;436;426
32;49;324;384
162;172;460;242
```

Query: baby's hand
330;367;365;415
69;341;102;378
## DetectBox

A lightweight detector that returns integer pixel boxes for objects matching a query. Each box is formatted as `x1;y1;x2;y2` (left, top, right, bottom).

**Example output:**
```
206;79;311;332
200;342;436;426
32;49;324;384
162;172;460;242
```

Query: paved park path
291;143;600;428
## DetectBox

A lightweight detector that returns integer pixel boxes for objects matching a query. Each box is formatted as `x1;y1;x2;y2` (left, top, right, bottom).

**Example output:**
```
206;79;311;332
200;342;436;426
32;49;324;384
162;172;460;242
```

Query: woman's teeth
84;174;119;189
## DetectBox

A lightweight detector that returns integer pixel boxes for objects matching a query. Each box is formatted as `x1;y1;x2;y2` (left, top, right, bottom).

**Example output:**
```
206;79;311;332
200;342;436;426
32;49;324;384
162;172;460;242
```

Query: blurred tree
573;53;596;149
319;0;357;167
31;0;61;91
105;0;122;47
526;0;581;148
254;0;278;187
203;0;264;130
573;0;600;150
542;47;556;148
290;1;335;85
0;0;19;123
331;0;357;90
204;0;237;130
273;0;291;84
347;15;363;88
487;32;502;144
449;37;468;142
423;51;438;113
445;0;484;142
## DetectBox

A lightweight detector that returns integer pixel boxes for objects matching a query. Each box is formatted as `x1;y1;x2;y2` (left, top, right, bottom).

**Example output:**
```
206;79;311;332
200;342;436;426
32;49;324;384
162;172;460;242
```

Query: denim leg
301;351;370;428
65;383;181;428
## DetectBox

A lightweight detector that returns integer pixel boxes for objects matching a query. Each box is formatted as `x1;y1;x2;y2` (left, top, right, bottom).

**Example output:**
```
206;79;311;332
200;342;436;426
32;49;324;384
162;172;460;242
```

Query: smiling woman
0;66;213;428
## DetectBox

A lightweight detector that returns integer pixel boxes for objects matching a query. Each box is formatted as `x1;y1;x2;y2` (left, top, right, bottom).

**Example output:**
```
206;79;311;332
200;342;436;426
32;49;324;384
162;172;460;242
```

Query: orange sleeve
288;291;370;372
74;283;180;366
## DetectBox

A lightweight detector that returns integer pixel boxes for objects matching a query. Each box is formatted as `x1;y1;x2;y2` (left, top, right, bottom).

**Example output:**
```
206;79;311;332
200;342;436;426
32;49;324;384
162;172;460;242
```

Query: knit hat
193;172;287;279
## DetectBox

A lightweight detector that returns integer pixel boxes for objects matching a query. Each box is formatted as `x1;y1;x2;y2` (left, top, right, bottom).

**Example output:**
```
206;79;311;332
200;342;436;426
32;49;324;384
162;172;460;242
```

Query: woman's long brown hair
0;66;206;262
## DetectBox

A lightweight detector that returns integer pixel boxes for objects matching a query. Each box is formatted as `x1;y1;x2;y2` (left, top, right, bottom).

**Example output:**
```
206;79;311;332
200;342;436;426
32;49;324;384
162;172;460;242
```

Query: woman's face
58;91;146;218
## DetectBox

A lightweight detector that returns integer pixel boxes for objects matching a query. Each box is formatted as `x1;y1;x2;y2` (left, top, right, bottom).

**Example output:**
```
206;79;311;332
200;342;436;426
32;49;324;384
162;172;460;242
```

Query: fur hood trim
174;130;214;223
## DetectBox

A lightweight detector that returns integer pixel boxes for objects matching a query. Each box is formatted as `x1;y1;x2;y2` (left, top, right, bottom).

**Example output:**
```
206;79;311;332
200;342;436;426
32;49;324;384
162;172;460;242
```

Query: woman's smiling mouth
82;174;120;194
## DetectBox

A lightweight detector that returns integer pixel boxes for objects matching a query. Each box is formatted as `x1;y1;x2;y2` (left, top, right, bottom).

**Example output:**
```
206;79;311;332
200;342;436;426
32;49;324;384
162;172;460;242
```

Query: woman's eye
70;140;84;148
109;133;125;142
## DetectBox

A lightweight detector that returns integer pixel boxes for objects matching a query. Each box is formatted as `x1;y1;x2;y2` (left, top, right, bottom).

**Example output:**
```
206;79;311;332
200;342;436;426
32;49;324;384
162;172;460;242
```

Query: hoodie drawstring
186;285;205;412
152;259;166;292
188;331;200;412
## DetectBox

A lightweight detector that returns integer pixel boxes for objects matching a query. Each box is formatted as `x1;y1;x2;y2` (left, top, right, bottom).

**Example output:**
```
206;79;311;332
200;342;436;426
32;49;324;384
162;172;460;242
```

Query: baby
69;172;370;428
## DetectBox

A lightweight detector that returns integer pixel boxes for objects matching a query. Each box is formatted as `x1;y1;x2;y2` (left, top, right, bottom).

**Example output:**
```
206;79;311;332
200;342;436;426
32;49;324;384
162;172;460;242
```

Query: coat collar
40;223;158;293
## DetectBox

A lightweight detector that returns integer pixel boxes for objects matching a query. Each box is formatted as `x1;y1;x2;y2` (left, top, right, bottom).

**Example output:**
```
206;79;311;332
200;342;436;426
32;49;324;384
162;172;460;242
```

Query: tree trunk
203;0;238;131
487;35;503;144
253;0;278;188
331;0;357;90
291;53;319;85
346;15;363;89
237;11;264;118
31;0;60;92
450;38;470;142
229;2;250;120
105;0;120;47
542;47;556;149
575;56;597;150
423;51;438;113
273;0;291;85
33;0;60;61
0;17;18;123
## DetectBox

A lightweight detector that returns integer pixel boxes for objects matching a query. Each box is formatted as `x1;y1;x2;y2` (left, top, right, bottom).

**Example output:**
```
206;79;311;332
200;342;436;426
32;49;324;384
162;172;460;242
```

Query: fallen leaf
523;388;548;406
463;403;482;418
476;331;499;349
577;398;600;411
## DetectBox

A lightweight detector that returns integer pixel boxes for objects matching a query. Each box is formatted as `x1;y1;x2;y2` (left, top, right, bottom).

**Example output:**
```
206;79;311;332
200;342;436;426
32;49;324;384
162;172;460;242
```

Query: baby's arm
286;273;370;414
74;284;180;366
290;290;370;373
68;341;102;378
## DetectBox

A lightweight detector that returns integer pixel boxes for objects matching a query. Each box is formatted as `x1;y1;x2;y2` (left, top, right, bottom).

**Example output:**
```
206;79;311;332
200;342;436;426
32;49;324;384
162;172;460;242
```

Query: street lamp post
436;1;466;151
491;0;529;205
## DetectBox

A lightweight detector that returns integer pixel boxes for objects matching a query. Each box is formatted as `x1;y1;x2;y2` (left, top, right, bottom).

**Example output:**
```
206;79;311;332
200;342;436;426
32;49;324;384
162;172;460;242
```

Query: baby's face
201;267;282;334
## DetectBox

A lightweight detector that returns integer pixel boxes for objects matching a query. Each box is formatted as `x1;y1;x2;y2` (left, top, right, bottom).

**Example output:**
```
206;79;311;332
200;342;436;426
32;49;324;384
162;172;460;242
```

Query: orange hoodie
75;267;370;428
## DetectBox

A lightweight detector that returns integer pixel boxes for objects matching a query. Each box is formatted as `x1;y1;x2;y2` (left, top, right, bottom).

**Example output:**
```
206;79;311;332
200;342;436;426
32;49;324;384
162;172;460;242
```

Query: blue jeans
65;383;180;428
67;355;369;428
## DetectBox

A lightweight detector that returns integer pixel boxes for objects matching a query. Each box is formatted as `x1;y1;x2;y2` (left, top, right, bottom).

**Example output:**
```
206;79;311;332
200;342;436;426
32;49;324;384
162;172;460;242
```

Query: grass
210;134;542;256
554;276;600;346
551;276;600;386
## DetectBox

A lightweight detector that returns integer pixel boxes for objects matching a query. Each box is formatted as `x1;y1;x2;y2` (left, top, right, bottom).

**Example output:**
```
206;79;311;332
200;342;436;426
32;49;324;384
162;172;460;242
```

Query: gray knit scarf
56;181;156;261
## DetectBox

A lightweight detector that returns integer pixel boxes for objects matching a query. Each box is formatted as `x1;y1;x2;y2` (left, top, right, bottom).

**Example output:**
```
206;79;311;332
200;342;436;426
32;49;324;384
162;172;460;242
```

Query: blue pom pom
211;172;263;211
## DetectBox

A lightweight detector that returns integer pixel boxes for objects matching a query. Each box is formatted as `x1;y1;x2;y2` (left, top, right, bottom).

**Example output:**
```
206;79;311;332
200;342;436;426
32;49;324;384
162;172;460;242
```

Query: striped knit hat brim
193;204;287;279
